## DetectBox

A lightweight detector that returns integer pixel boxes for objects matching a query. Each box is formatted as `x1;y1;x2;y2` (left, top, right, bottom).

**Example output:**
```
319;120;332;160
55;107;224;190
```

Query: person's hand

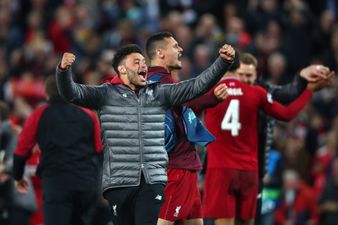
213;84;228;101
15;179;29;194
219;44;235;62
60;52;76;70
306;71;335;92
300;65;330;82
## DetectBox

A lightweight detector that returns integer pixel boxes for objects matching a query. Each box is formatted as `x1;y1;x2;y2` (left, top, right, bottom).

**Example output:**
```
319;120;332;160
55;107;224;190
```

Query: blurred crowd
0;0;337;225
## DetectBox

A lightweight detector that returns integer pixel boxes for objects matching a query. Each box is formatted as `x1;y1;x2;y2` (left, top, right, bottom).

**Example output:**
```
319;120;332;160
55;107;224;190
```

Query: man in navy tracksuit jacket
13;76;102;225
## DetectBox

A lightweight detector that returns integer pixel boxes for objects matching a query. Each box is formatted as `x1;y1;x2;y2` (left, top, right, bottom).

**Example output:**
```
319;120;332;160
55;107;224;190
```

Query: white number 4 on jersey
221;99;241;136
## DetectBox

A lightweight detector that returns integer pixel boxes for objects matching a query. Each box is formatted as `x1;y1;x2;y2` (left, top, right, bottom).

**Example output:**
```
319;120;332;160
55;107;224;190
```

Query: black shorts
103;175;165;225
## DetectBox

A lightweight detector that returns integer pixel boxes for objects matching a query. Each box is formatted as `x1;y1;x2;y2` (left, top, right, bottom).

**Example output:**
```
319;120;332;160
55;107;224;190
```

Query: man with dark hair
13;75;102;225
145;32;228;225
56;43;235;225
145;32;174;61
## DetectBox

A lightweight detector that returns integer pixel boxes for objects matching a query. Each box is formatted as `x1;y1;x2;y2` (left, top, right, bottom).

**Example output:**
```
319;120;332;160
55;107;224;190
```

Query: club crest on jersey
146;89;155;100
112;204;118;216
267;93;273;103
227;88;243;96
173;205;181;217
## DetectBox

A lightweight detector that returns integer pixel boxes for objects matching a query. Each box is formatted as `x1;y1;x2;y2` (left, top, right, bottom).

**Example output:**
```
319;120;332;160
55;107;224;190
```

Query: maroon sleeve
258;87;312;121
15;105;48;157
184;90;219;115
159;74;175;84
79;107;103;153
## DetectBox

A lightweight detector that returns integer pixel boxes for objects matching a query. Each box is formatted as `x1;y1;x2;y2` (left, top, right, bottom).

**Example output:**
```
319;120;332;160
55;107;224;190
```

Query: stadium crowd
0;0;337;225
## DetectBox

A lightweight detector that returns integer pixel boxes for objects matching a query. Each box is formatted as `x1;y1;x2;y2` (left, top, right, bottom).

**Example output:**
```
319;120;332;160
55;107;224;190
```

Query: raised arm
56;53;107;110
262;89;312;122
158;45;235;107
263;75;307;104
262;64;330;104
261;75;333;121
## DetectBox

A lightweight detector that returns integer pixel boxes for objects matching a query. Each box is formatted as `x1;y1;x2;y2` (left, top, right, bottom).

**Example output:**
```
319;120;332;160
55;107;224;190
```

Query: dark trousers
42;188;98;225
7;206;31;225
103;176;165;225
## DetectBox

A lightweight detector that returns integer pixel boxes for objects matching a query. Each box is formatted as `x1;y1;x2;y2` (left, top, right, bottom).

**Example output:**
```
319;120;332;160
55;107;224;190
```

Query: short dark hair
145;32;173;60
239;53;258;67
112;44;143;75
45;75;59;97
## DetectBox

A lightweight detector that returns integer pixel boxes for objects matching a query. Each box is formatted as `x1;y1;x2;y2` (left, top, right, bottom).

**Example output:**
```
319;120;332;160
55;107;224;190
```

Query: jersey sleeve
79;107;103;153
184;89;219;115
257;86;312;122
13;105;48;180
15;105;48;157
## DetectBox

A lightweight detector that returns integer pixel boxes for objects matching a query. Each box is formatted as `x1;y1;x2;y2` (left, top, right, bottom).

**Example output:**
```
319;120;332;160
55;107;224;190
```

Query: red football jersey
205;77;312;171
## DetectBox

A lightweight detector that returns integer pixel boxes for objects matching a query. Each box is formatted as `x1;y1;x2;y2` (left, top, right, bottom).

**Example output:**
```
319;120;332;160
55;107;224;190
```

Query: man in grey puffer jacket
56;43;235;225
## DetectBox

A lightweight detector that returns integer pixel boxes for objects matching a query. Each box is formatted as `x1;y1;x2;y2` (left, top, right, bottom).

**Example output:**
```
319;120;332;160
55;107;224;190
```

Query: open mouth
138;71;147;77
138;70;147;81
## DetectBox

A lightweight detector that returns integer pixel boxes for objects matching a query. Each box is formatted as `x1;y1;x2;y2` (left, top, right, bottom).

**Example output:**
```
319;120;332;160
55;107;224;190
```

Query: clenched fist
307;71;335;92
60;52;76;70
300;65;330;82
219;44;235;62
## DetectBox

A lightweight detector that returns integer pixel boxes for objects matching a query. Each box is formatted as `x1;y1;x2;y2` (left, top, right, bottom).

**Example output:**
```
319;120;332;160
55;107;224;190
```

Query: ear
156;49;164;59
118;65;126;75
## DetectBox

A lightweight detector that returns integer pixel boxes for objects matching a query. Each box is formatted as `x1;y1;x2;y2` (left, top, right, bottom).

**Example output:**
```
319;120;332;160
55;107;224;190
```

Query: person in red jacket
13;75;102;225
275;169;318;225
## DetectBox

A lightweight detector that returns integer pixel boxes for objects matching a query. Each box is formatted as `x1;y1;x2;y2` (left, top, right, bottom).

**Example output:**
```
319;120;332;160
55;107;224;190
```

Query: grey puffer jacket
56;57;232;192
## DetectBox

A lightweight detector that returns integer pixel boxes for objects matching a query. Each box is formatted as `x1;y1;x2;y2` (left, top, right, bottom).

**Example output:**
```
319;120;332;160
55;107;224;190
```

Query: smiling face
162;37;183;71
119;53;147;89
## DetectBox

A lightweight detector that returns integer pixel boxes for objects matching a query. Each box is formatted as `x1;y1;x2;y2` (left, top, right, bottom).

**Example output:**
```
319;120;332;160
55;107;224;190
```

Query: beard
127;70;146;87
168;63;182;71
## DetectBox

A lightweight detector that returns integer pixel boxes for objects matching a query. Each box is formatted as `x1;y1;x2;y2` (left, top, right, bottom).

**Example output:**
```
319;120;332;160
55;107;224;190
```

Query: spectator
0;100;32;225
275;169;318;225
318;157;338;225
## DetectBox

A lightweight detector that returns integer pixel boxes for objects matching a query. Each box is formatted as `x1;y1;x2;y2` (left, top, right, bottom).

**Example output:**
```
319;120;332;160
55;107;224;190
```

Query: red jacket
275;182;318;225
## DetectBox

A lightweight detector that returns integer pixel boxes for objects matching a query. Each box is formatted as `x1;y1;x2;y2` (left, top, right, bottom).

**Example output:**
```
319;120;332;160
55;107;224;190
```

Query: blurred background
0;0;337;225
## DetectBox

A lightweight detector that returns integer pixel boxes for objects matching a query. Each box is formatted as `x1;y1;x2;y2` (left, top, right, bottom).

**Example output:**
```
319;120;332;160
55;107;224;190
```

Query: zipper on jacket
137;93;149;184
